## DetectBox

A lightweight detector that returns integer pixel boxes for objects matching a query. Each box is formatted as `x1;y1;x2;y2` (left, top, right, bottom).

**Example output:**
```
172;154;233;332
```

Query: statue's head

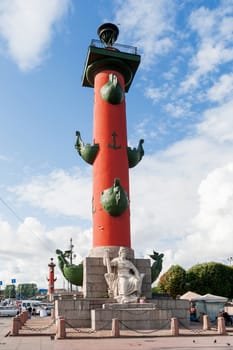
119;247;128;258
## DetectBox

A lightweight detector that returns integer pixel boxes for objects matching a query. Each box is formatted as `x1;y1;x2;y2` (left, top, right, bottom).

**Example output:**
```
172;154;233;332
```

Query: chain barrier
20;315;219;337
65;318;115;334
95;320;114;332
178;319;213;334
64;320;96;334
64;317;171;336
22;319;55;332
118;319;171;335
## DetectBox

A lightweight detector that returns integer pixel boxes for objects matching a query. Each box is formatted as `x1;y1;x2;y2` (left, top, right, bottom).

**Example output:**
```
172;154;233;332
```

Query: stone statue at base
103;247;144;303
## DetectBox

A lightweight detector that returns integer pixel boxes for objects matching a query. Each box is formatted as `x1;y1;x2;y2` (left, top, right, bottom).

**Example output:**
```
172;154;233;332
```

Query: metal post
69;238;73;292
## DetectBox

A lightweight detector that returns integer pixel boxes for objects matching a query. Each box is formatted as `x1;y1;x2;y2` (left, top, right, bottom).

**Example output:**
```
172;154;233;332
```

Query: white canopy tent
181;292;228;322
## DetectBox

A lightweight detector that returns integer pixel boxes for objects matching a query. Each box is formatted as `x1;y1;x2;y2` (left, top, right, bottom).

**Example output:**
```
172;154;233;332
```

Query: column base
89;246;134;259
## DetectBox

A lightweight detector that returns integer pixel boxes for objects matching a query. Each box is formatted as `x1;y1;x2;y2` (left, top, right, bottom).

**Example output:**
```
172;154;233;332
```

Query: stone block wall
83;257;107;298
91;307;170;330
55;298;114;328
91;299;190;330
55;297;190;330
83;257;152;299
134;258;152;299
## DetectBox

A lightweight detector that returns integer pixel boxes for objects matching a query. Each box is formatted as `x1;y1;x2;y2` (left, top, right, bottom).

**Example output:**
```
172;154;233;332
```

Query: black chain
64;320;96;334
22;319;55;332
118;319;171;334
178;319;210;334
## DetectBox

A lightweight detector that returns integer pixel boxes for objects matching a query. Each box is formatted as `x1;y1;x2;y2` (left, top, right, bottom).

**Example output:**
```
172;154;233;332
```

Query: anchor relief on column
108;131;121;150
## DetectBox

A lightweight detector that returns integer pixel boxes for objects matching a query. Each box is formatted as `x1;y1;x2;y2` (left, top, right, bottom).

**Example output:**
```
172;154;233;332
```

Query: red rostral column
47;258;56;299
76;23;143;257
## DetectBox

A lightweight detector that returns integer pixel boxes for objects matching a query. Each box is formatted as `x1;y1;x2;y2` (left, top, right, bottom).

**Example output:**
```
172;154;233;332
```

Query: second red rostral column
47;257;56;301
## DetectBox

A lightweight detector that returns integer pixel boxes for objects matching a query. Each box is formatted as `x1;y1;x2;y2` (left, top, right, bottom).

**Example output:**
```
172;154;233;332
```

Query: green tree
16;283;38;299
186;262;233;298
4;284;16;298
157;264;186;298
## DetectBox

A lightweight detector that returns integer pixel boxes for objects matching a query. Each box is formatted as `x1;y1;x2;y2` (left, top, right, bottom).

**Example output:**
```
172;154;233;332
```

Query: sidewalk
1;317;233;350
3;332;233;350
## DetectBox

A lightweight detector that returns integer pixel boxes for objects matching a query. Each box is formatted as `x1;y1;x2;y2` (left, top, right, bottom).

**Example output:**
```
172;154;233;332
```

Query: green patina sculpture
127;139;144;168
100;178;129;216
75;131;99;165
100;73;124;105
150;250;164;283
56;249;83;286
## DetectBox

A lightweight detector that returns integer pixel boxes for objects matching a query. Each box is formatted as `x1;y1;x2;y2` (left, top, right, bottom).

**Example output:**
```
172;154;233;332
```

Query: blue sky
1;0;233;289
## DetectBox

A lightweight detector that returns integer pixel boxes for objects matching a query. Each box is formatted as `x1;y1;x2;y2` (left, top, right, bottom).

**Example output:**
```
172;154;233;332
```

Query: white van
21;300;41;314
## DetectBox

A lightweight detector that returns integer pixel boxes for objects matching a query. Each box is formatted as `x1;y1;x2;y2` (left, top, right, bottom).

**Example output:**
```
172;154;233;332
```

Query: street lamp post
69;238;73;292
66;238;76;292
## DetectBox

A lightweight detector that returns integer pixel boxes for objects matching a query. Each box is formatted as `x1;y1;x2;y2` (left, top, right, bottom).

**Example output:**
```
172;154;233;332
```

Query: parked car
0;305;18;317
21;300;41;315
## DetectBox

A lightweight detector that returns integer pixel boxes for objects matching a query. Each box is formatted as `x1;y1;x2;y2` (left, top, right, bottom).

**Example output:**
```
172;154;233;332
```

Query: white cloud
10;168;92;219
0;0;71;71
0;216;91;288
174;163;233;267
196;163;233;232
129;97;233;269
180;3;233;92
164;101;192;118
207;74;233;102
198;99;233;143
0;154;9;161
114;0;175;67
145;87;166;102
130;138;228;245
